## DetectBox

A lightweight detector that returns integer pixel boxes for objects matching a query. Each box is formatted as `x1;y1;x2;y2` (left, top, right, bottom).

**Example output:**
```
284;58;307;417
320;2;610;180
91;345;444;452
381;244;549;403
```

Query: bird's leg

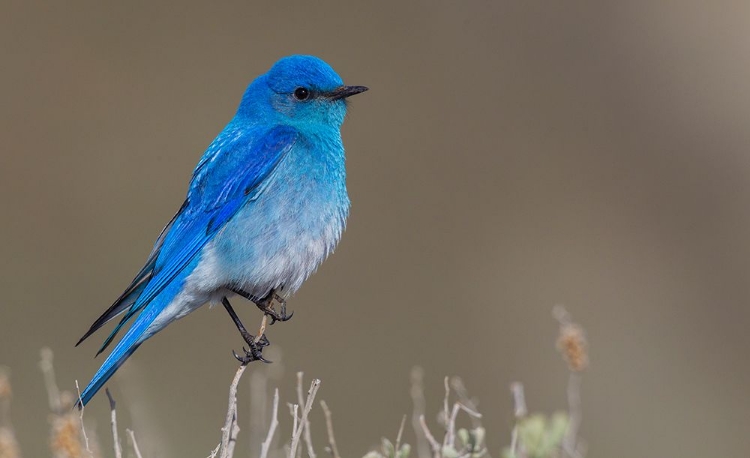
221;297;270;364
231;288;293;324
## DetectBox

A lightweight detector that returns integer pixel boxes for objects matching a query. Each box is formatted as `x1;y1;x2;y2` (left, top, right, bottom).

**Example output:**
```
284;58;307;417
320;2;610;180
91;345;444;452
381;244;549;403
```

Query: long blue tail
76;286;181;408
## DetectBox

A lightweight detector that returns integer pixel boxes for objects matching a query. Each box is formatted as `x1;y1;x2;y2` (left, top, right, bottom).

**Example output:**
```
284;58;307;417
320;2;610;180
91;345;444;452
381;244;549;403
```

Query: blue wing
77;124;298;407
77;124;299;355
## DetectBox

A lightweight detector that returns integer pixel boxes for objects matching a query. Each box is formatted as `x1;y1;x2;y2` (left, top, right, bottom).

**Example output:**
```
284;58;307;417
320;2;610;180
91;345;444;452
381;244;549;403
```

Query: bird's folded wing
85;125;298;354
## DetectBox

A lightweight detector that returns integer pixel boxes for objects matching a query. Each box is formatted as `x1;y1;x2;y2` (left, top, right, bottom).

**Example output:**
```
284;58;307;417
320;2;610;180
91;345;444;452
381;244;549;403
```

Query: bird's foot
230;288;294;324
266;298;294;325
232;333;271;365
258;292;293;325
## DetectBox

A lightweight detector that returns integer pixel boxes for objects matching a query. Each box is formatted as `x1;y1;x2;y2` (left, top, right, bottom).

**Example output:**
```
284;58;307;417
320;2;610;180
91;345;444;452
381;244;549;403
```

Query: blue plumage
76;55;367;406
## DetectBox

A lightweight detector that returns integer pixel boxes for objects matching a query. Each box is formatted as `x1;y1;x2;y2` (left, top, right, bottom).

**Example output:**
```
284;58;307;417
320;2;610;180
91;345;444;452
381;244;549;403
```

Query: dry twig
418;414;441;458
450;377;482;428
220;364;248;458
554;305;588;458
290;378;320;458
105;389;122;458
410;367;431;458
259;388;280;458
295;373;318;458
74;381;93;455
509;382;527;458
395;414;406;454
126;429;144;458
39;348;61;413
320;400;340;458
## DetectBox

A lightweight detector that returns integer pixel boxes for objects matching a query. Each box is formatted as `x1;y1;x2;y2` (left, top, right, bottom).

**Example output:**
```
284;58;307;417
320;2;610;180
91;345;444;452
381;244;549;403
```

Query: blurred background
2;1;750;456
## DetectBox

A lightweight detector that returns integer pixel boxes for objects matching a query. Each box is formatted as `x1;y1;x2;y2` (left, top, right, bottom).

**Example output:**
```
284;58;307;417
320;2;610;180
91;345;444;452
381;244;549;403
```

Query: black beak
327;85;369;100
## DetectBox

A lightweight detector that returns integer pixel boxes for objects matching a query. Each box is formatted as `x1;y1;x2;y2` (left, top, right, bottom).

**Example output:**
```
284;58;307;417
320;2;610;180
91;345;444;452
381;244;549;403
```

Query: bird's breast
209;143;349;298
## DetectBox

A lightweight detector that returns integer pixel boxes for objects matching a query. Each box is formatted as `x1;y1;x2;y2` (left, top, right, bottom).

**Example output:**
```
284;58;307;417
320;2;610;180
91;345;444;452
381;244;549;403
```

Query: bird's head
237;55;368;128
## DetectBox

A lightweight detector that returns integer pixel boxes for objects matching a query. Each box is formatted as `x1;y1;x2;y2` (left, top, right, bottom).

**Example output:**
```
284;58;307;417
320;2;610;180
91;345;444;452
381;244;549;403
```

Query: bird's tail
76;291;174;408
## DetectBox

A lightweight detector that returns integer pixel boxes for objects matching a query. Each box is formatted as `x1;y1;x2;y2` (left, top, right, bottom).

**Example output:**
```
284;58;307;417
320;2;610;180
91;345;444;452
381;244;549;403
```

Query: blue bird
76;55;367;406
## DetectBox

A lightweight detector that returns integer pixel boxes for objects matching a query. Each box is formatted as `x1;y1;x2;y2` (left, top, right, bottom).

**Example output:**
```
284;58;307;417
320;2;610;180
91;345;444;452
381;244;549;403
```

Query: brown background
2;1;750;457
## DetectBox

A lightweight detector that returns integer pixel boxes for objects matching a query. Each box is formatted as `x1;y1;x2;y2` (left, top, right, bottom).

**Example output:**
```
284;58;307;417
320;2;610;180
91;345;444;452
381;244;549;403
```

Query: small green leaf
458;428;470;446
382;438;395;458
442;445;459;458
472;427;486;449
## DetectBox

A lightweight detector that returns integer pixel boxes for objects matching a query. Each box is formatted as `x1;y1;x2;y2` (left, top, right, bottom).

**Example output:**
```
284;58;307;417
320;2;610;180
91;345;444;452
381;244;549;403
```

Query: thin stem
395;415;406;454
220;364;248;458
296;373;317;458
259;388;280;458
126;429;144;458
39;348;61;413
106;389;122;458
290;378;320;458
75;380;93;456
446;403;460;449
320;400;341;458
450;377;482;428
418;414;441;458
510;382;527;458
290;404;299;458
563;373;583;458
410;367;430;458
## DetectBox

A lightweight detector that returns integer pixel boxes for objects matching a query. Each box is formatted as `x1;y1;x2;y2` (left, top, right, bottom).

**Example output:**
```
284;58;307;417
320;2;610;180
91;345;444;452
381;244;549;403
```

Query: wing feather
77;125;299;354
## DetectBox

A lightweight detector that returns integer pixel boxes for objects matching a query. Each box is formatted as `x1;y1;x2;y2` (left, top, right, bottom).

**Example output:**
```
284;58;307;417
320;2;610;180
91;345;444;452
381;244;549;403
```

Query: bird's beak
327;85;369;100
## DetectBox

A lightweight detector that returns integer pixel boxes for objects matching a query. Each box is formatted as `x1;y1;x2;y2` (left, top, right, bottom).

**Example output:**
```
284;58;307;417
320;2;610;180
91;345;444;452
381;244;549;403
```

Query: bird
75;55;367;407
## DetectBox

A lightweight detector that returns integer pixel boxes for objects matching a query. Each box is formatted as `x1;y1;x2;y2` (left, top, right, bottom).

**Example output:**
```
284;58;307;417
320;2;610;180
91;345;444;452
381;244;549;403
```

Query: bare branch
441;376;450;428
320;400;341;458
395;414;406;454
255;315;268;343
126;429;144;458
410;367;430;458
290;403;299;457
290;379;320;458
75;380;93;455
445;402;460;449
456;403;482;419
220;364;248;458
562;373;584;458
259;388;280;458
509;382;527;458
106;389;122;458
554;306;587;458
510;382;527;418
418;414;441;458
450;377;482;428
39;348;61;413
295;373;318;458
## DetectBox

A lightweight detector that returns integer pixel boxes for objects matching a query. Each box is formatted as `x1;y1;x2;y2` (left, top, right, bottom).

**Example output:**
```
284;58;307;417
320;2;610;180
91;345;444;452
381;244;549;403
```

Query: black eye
293;87;310;100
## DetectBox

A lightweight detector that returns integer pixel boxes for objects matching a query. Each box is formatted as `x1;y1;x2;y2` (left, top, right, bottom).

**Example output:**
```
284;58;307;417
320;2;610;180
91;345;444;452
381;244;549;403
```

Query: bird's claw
232;334;271;365
266;304;293;325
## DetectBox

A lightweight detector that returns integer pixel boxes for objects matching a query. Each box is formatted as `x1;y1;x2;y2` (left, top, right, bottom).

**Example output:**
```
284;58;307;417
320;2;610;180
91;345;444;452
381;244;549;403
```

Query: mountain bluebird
76;55;367;406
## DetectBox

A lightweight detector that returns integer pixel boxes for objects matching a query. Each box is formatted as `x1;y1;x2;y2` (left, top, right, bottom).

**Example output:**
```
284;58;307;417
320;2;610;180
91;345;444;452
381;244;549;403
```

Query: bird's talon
264;304;293;325
231;333;270;365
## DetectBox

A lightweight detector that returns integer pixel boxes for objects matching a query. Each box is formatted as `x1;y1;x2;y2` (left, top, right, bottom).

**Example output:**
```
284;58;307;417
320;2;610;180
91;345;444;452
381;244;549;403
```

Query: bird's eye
293;87;310;101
